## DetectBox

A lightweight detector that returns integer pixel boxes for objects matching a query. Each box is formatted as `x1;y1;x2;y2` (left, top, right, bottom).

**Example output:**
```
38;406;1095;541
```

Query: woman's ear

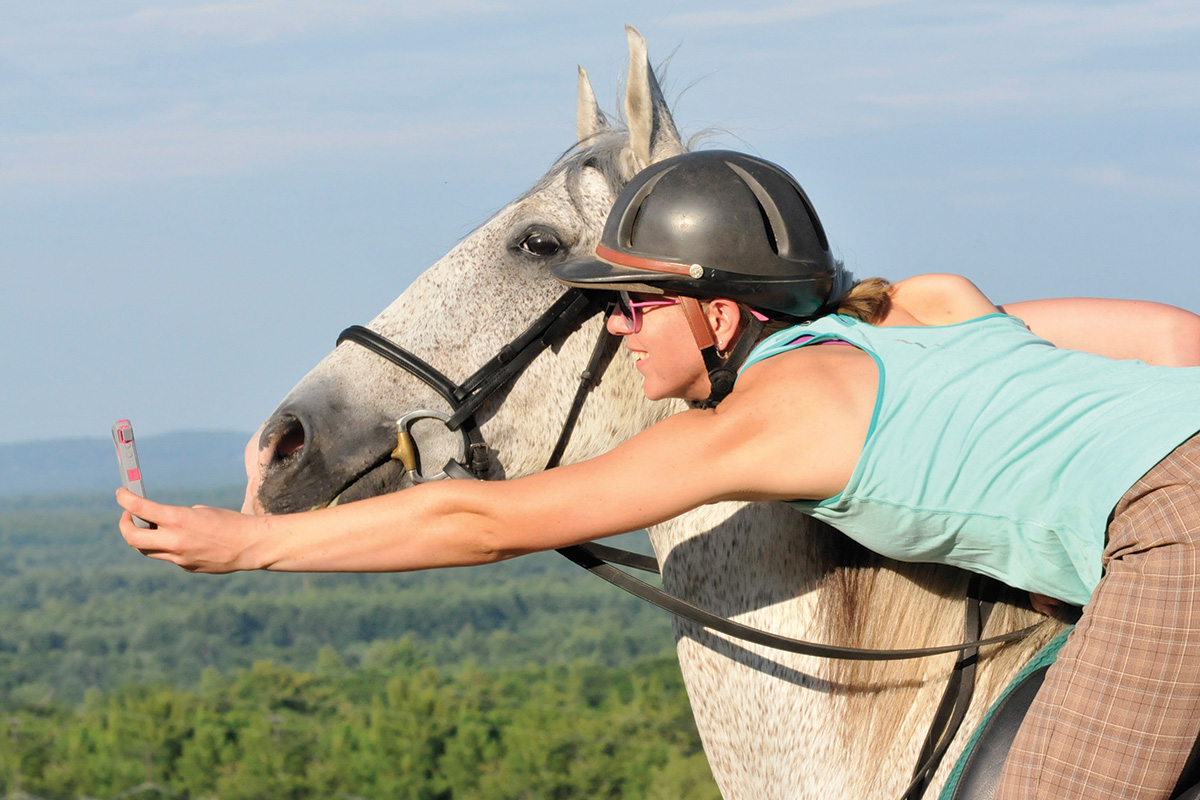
706;298;744;352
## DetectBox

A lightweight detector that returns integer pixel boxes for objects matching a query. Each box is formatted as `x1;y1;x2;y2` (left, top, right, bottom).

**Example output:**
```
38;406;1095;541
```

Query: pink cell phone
112;419;153;529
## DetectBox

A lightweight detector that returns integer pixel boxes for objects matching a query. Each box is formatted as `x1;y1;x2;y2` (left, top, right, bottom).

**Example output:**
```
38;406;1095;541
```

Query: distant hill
0;430;252;497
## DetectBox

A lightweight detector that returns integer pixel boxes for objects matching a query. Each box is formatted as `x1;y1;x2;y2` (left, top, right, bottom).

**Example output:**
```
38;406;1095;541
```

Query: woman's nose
606;310;633;335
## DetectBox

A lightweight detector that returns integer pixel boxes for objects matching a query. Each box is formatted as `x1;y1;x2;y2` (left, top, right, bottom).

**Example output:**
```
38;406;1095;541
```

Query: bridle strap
337;289;604;478
559;542;1041;661
902;574;986;800
339;290;600;431
338;324;493;475
337;326;463;407
543;318;621;470
448;291;597;432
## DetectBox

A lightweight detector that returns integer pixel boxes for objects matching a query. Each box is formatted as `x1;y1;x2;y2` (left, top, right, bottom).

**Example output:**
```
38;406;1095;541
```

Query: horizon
0;427;254;447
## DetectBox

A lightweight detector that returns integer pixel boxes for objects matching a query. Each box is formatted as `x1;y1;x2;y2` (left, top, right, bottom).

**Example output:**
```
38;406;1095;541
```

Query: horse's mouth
257;445;410;515
324;454;411;508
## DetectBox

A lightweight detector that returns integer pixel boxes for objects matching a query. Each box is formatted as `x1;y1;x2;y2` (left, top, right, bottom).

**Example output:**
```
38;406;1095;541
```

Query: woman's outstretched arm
116;373;841;575
117;345;867;575
1000;297;1200;366
119;441;708;575
886;274;1200;366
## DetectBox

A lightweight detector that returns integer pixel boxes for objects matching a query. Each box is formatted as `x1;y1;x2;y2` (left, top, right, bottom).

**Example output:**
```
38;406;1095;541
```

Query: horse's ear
623;25;685;171
577;66;610;143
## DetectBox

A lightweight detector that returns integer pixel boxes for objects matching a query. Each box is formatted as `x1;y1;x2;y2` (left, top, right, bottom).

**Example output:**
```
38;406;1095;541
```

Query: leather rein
337;288;1043;799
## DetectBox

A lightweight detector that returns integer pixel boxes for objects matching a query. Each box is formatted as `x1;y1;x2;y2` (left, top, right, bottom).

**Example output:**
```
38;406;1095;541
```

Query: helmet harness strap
678;297;767;408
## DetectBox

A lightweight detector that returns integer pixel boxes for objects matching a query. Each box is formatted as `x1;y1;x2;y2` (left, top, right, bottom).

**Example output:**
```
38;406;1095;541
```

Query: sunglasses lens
616;291;640;332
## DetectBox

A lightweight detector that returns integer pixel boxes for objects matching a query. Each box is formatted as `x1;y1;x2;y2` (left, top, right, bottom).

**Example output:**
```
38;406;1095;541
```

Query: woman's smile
608;307;711;401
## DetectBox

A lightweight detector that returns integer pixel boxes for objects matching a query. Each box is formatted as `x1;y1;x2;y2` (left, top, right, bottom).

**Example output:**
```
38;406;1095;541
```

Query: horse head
248;27;686;514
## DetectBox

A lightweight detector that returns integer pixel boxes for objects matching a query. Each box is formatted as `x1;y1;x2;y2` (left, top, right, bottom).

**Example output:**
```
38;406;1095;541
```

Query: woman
120;150;1200;799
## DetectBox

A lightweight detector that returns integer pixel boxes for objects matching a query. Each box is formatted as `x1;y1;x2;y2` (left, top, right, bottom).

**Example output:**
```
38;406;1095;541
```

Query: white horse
244;27;1066;799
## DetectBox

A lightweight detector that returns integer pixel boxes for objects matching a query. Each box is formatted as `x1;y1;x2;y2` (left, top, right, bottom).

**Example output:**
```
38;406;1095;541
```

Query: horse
243;26;1068;799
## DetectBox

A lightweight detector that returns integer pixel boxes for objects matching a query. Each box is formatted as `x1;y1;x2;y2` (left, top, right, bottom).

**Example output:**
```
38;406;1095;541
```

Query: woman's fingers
119;508;174;555
115;487;168;527
116;492;260;574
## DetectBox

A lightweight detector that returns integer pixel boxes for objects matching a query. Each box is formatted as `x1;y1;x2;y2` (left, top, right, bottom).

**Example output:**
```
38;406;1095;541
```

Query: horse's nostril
274;419;306;460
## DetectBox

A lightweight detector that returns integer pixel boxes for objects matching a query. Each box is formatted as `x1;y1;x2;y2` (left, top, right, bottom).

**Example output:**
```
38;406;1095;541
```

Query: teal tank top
740;313;1200;606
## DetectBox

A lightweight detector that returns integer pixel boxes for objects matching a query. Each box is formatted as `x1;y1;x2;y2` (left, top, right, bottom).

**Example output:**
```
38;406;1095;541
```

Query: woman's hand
116;487;271;573
1030;592;1064;617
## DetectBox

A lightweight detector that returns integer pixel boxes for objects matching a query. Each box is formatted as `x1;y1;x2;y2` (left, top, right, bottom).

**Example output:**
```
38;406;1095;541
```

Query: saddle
948;632;1200;800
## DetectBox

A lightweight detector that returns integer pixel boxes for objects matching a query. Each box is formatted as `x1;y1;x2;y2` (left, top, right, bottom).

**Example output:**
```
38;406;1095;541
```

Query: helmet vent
626;202;646;249
727;161;790;257
756;200;780;255
616;166;674;250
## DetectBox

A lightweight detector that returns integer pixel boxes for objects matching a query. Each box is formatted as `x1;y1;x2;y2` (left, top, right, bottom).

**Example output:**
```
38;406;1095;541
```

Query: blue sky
3;1;1199;445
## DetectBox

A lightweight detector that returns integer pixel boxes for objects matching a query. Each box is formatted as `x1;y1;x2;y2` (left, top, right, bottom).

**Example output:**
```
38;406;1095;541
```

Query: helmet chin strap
678;297;767;408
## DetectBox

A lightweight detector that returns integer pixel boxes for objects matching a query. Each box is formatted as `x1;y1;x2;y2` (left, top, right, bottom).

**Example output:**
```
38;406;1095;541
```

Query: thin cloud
0;108;542;185
860;82;1032;110
1068;165;1198;200
118;0;511;44
668;0;1200;40
667;0;911;27
857;71;1200;116
970;0;1200;43
659;0;1200;133
0;0;512;66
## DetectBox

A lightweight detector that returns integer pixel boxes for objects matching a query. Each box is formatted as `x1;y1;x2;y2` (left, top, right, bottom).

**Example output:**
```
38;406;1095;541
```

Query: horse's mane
517;130;641;218
816;521;1064;761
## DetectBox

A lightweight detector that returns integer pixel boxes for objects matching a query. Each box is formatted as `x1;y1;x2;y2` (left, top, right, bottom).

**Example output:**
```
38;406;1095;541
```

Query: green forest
0;490;720;799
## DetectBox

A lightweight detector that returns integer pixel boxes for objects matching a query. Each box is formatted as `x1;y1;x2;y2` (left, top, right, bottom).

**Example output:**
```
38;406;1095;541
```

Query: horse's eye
518;229;563;258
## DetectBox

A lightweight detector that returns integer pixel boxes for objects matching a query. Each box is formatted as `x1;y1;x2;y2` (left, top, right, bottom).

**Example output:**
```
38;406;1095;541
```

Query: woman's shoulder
737;331;873;392
885;273;1001;326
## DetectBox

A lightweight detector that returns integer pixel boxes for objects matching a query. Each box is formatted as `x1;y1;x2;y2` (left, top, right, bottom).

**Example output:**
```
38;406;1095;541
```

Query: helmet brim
550;256;674;295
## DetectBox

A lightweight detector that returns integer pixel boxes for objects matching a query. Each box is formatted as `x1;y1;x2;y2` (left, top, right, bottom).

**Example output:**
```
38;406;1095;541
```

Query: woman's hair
835;277;892;324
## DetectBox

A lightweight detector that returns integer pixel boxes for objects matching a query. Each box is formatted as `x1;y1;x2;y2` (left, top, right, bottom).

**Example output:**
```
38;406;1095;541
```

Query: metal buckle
391;410;475;483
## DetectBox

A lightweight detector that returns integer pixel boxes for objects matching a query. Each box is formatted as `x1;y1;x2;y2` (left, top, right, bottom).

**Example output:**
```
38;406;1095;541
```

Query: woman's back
739;311;1200;604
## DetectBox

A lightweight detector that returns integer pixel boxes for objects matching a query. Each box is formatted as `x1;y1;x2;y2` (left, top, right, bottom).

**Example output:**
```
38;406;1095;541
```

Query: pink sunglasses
612;290;771;333
613;290;681;333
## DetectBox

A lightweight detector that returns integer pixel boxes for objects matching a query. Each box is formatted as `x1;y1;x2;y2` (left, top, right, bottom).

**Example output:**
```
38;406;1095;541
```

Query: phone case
112;419;152;528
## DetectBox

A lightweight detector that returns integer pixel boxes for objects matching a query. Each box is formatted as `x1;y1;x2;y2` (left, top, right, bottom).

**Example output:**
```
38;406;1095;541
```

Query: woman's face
606;293;712;402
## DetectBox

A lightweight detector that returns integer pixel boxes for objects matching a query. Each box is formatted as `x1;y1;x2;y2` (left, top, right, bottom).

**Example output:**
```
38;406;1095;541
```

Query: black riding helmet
552;149;850;320
552;150;849;407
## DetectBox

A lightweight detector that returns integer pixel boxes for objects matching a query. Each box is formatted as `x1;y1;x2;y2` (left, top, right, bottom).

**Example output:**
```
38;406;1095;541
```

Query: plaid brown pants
995;433;1200;799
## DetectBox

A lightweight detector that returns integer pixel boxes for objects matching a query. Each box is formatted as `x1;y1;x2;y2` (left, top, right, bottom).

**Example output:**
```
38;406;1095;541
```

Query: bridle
337;288;1044;800
339;290;602;483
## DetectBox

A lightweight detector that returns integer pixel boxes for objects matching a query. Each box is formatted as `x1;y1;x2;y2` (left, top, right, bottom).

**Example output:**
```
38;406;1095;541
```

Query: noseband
337;288;1043;800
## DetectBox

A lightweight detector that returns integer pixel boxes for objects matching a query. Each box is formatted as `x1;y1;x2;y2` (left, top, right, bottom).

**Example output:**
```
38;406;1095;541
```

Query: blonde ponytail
836;278;892;324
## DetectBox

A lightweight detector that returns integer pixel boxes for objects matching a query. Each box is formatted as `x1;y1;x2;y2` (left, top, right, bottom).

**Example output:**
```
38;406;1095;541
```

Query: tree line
1;645;719;799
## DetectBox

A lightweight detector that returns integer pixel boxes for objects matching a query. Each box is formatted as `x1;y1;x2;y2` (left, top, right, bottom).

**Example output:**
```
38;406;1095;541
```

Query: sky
3;1;1200;445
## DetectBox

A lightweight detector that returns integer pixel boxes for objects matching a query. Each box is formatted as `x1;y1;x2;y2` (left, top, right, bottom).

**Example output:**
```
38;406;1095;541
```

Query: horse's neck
648;502;840;794
648;501;1066;799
